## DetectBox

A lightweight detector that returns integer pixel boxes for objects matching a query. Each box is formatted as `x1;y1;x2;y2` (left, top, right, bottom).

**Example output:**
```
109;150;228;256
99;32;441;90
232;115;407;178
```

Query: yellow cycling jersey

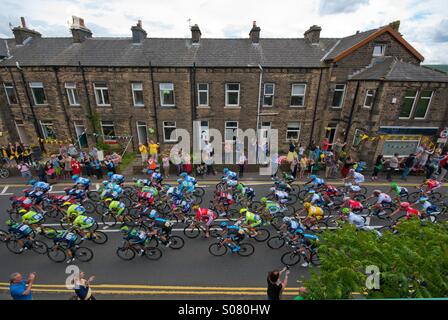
307;206;323;218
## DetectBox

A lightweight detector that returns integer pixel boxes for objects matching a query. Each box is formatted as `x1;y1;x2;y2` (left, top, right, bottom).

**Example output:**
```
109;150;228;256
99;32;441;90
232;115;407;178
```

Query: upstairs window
65;82;80;106
225;83;240;106
30;82;47;105
101;121;116;141
363;89;375;108
373;44;386;57
94;82;110;106
263;83;275;107
286;122;300;141
290;84;306;107
414;90;433;119
40;120;56;139
197;83;209;106
331;84;346;108
399;90;417;119
3;82;18;105
132;82;144;107
160;83;175;107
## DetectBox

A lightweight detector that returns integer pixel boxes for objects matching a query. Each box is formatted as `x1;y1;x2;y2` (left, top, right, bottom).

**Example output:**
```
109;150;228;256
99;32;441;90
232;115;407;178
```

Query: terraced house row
0;17;447;162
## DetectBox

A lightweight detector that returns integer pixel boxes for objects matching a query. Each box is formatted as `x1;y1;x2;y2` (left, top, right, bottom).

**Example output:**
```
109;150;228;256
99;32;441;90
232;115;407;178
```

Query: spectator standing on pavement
386;153;399;181
371;155;384;181
400;153;416;181
105;156;116;174
437;152;448;182
37;162;47;182
425;150;442;179
162;153;170;178
299;155;308;179
149;140;159;161
267;267;290;300
325;152;337;179
290;155;299;178
93;158;103;180
63;156;73;179
341;156;355;178
67;144;78;158
238;154;247;178
71;157;81;176
17;161;32;181
73;271;96;300
139;143;148;165
9;272;36;300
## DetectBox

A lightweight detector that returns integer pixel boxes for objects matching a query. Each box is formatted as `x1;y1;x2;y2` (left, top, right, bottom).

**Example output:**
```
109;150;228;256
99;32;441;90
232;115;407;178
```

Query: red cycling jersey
348;199;363;210
325;185;338;195
405;207;420;220
195;208;216;222
426;180;440;190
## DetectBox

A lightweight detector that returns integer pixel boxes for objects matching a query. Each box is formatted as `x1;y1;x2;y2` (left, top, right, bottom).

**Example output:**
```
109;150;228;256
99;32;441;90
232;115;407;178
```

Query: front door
74;123;88;148
136;121;148;145
15;121;30;144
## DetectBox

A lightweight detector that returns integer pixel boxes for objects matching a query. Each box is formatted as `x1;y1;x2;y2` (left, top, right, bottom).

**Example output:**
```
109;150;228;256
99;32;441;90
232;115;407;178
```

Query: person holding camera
267;267;290;300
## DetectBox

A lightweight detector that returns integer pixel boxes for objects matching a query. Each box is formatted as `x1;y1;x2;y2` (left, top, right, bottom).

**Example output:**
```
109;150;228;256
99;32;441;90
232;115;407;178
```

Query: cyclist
304;189;324;206
321;183;338;206
390;182;409;200
304;175;325;190
270;187;289;205
120;226;148;256
5;219;35;251
65;185;87;201
341;207;381;236
134;178;151;189
177;178;195;196
238;208;262;237
52;230;79;263
297;202;324;226
179;172;197;185
280;216;304;235
107;172;125;184
149;170;164;185
100;182;122;200
295;231;319;268
63;202;87;223
223;167;238;180
349;169;365;185
29;179;51;193
260;197;281;217
20;209;45;228
366;190;392;212
192;204;216;238
105;198;126;221
235;183;255;202
72;175;91;191
389;202;420;223
415;196;440;218
342;196;364;213
418;179;442;195
147;211;174;246
72;215;97;240
212;190;233;217
219;222;245;253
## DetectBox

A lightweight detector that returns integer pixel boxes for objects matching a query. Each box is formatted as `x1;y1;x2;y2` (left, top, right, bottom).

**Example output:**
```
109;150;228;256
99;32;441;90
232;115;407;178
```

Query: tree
304;220;448;299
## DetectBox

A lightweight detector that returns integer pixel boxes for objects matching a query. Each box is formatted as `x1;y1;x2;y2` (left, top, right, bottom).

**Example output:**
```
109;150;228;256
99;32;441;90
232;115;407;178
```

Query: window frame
286;122;301;142
225;83;240;107
100;121;117;141
136;120;148;144
224;121;239;142
39;120;56;139
399;90;418;120
3;82;18;105
331;84;346;108
159;83;175;107
373;44;386;57
352;128;365;147
131;82;145;107
163;121;177;142
29;82;47;106
65;82;80;106
363;89;375;109
290;84;306;107
414;90;433;120
93;82;111;106
197;83;209;107
263;83;275;107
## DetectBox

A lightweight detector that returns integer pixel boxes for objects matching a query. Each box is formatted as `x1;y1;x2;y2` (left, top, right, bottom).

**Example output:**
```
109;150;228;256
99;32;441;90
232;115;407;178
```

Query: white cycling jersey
377;193;392;204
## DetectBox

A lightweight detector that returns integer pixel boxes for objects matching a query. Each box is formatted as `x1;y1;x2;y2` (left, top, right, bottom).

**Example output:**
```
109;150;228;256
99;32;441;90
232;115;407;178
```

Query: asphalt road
0;181;445;300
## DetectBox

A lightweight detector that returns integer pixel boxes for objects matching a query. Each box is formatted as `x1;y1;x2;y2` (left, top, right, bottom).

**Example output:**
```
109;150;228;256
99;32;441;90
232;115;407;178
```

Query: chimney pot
20;17;26;28
304;25;321;44
191;24;201;44
249;21;261;44
131;20;147;44
70;16;92;43
12;16;41;45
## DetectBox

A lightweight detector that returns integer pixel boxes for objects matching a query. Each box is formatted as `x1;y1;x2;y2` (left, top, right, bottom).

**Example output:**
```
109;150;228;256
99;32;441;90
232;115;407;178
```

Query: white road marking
1;186;9;194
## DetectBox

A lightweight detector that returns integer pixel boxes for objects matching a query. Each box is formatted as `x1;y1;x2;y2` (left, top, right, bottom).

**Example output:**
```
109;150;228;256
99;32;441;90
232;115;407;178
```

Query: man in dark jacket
400;153;416;181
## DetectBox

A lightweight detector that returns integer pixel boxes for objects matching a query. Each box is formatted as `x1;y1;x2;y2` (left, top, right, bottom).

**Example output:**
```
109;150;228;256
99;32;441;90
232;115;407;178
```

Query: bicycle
116;239;162;261
47;243;93;263
183;219;221;239
281;244;320;266
0;165;10;179
4;233;48;255
267;231;296;249
208;237;254;257
407;187;443;203
71;226;108;245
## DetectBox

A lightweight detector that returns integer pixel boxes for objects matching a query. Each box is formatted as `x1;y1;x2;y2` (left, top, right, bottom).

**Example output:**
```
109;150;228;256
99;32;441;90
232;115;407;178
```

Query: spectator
71;157;81;176
83;155;93;177
162;153;170;178
139;143;148;164
400;153;416;181
202;140;213;158
298;144;305;161
183;153;192;174
293;287;308;300
321;137;332;152
63;156;73;179
67;144;78;157
36;162;47;182
437;152;448;182
290;155;299;179
15;142;24;163
341;156;355;178
325;152;337;179
332;139;346;161
59;144;67;156
105;156;116;174
9;272;36;300
386;153;399;181
73;271;96;301
89;146;98;160
50;155;61;179
45;163;56;181
93;158;103;180
371;155;384;181
238;153;247;178
299;155;308;179
17;161;32;181
267;267;290;300
425;151;442;179
148;140;159;161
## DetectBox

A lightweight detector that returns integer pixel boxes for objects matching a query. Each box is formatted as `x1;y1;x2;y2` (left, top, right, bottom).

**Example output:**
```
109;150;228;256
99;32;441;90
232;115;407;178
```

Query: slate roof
0;37;339;68
349;57;448;82
0;39;9;58
323;28;379;61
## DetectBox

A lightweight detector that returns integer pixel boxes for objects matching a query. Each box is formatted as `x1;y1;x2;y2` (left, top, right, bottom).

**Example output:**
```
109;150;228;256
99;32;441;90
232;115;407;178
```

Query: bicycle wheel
238;243;255;257
120;196;132;208
267;236;285;249
6;240;24;254
407;192;421;203
157;203;171;214
101;214;117;227
121;215;135;227
96;202;108;215
249;201;262;211
281;251;301;266
83;200;96;214
215;182;225;191
287;194;298;206
429;192;442;202
167;235;184;249
377;208;393;220
209;242;227;256
310;252;321;266
359;186;368;195
353;194;366;202
308;220;328;233
48;247;67;262
144;247;162;260
270;216;283;231
31;240;48;254
225;209;239;221
87;191;100;201
74;247;94;262
209;223;221;238
298;189;308;201
43;204;58;218
0;229;9;242
194;187;205;197
0;168;10;178
253;228;270;242
192;195;202;205
116;247;135;260
90;231;108;244
183;225;200;238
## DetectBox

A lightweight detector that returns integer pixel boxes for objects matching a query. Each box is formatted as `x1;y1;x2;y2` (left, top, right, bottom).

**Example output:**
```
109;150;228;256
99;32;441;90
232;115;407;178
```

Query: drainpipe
78;61;97;143
6;67;26;119
53;66;74;139
191;63;197;151
149;61;160;143
16;62;45;152
256;64;263;161
309;68;323;144
344;81;360;143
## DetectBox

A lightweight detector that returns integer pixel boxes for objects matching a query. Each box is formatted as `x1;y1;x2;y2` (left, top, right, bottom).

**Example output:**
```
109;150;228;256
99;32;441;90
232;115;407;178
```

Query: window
132;82;144;107
3;83;18;105
30;82;47;105
225;83;240;106
40;120;56;139
331;84;346;108
414;91;433;119
65;82;80;106
363;89;375;108
382;139;420;157
263;83;275;107
74;122;88;148
197;83;209;106
100;121;116;141
163;121;177;142
136;121;148;144
373;44;386;57
225;121;238;142
352;129;364;147
286;123;300;141
159;83;175;107
94;82;110;106
399;90;417;118
290;84;306;107
325;125;337;143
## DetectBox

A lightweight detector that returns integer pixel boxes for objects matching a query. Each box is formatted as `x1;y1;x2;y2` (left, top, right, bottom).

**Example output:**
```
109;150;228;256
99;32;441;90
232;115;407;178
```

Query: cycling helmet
390;182;398;189
308;189;316;194
236;184;244;192
418;196;429;203
303;202;311;208
107;172;113;178
71;175;79;181
260;197;267;204
310;175;317;180
120;226;129;233
240;208;248;214
180;172;188;178
342;207;350;215
146;169;153;175
62;201;72;207
282;216;292;223
270;187;276;192
102;180;109;186
28;179;37;186
104;198;113;203
177;179;183;184
223;168;229;174
192;204;200;210
149;211;157;219
220;222;228;228
373;190;381;195
400;202;410;208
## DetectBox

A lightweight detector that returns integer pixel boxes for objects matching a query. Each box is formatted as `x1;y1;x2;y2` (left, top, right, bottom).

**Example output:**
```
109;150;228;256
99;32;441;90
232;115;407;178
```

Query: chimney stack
70;16;92;43
191;24;201;44
304;25;322;44
389;20;400;32
12;17;41;45
131;20;147;44
249;21;260;44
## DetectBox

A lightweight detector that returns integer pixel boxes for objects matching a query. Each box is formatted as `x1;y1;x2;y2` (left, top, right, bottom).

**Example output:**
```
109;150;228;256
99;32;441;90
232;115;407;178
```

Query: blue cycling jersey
75;177;91;187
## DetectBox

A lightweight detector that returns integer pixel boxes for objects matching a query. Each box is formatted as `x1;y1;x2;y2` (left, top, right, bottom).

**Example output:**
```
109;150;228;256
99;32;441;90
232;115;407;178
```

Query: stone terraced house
0;17;447;163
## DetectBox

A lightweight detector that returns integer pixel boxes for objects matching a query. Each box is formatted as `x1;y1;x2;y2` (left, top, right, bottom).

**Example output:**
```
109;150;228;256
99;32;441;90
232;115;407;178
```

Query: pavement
0;177;445;300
